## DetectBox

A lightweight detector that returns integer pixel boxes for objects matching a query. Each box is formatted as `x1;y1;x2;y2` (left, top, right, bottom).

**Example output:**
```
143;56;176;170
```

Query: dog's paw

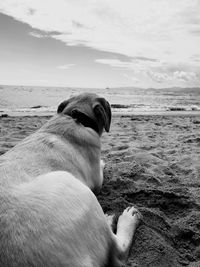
117;206;142;235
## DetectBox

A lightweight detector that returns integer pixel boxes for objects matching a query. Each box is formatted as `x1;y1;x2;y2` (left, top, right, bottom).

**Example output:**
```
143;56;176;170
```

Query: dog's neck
69;110;100;135
40;115;101;148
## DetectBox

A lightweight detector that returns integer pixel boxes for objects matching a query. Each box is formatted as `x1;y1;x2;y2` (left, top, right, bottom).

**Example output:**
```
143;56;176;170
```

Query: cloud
133;56;158;62
145;69;199;83
146;70;199;84
95;58;159;72
0;0;200;65
29;30;62;38
96;58;200;84
189;28;200;36
27;8;36;16
57;64;75;69
0;0;200;87
147;71;171;83
173;71;198;81
95;59;134;69
123;73;139;83
29;31;45;38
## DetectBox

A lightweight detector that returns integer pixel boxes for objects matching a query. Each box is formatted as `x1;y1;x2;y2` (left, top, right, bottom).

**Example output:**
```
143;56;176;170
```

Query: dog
0;93;141;267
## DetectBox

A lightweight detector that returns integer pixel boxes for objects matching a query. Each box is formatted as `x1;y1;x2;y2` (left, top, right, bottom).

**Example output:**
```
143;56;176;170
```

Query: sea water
0;85;200;116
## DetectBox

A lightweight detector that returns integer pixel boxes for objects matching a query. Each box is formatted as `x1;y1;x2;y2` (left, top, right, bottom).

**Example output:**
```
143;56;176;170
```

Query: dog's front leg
100;159;105;181
100;159;105;187
115;207;142;261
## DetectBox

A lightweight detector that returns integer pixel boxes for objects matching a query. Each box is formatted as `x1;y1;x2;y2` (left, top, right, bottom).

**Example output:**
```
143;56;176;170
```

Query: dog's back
0;94;115;266
0;115;101;188
0;171;113;267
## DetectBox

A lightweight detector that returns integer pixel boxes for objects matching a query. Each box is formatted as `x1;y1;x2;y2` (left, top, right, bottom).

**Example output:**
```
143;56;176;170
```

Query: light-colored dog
0;93;141;267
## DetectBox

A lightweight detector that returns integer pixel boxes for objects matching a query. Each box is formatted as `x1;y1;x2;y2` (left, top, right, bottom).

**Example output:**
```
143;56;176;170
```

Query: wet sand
1;114;200;266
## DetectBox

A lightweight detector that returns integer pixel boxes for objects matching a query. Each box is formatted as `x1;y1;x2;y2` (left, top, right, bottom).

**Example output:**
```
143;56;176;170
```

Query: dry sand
1;114;200;266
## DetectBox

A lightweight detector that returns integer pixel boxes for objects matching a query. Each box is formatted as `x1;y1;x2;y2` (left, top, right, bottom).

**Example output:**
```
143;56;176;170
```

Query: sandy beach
1;113;200;266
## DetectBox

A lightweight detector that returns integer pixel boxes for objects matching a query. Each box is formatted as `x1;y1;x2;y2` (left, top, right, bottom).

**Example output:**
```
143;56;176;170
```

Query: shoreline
2;110;200;118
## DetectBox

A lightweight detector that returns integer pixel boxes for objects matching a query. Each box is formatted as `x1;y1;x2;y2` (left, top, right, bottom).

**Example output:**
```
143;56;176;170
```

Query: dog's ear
57;100;70;114
93;98;111;132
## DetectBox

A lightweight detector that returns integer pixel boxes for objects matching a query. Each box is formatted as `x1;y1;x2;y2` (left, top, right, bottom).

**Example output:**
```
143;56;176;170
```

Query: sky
0;0;200;88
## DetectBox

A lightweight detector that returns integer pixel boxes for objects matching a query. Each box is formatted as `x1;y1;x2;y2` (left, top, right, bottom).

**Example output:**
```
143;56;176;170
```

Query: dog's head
57;93;111;136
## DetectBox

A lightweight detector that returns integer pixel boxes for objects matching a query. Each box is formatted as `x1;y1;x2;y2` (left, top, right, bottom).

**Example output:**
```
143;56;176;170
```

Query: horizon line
1;84;200;90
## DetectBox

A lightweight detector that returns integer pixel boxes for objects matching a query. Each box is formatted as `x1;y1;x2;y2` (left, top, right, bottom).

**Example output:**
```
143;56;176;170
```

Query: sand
1;114;200;266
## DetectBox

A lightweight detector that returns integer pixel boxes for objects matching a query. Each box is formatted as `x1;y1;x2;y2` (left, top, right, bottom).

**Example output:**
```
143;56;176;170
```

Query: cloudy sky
0;0;200;88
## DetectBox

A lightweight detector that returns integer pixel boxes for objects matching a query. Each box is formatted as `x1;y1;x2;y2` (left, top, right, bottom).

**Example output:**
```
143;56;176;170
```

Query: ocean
0;85;200;116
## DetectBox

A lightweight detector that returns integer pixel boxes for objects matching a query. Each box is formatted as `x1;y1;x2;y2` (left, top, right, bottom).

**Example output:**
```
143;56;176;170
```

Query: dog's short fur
0;93;141;267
